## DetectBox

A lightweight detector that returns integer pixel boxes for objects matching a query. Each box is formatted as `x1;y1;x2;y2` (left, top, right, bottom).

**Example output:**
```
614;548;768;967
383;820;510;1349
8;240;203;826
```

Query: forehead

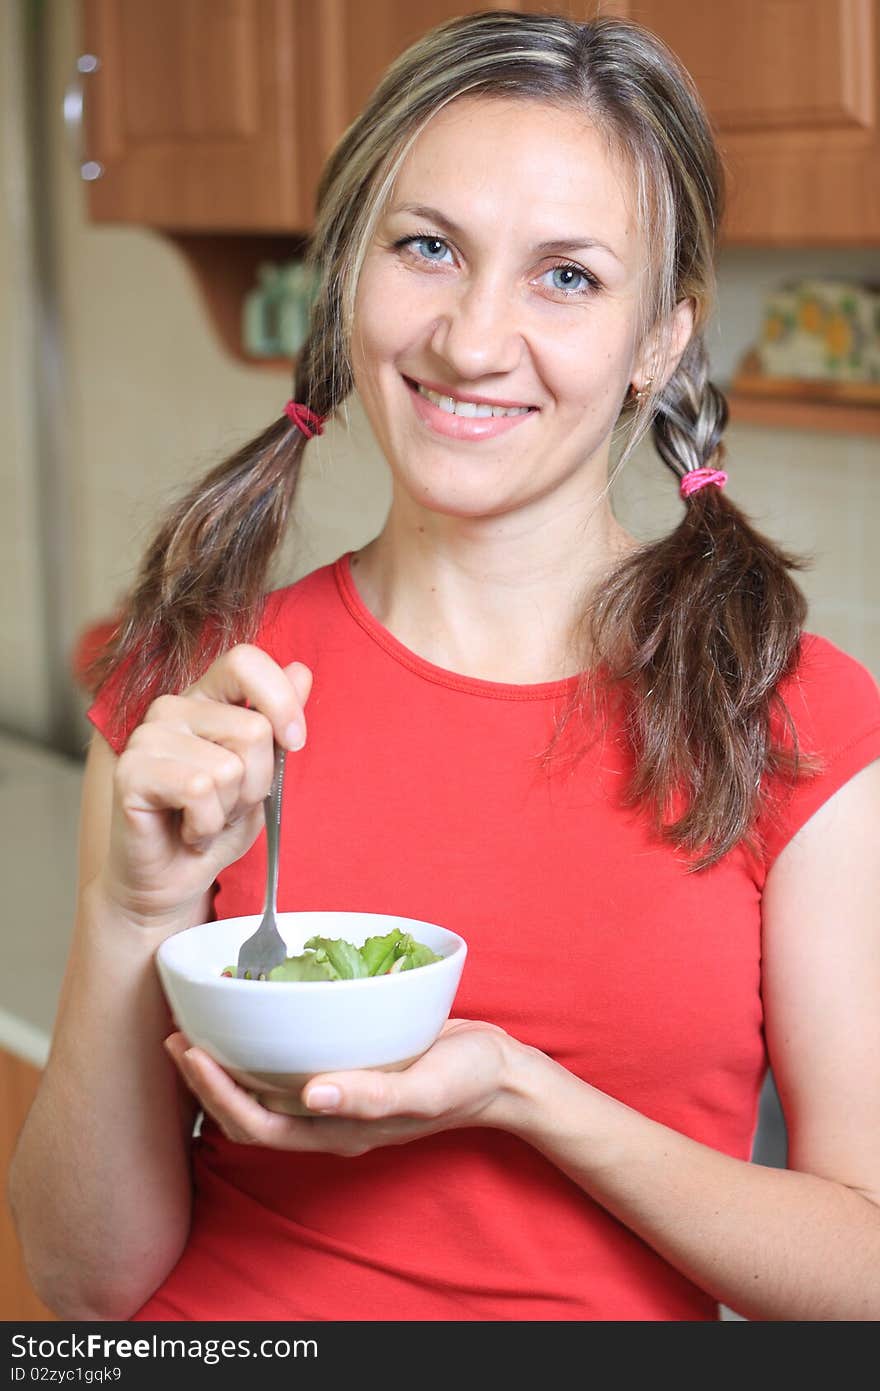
388;96;640;264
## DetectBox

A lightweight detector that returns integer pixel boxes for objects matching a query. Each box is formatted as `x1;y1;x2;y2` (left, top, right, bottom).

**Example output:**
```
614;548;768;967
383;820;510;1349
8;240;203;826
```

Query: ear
633;298;695;391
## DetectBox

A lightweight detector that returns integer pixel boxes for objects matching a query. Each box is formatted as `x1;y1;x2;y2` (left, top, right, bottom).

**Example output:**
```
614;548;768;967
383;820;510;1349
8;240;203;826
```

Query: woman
11;11;880;1321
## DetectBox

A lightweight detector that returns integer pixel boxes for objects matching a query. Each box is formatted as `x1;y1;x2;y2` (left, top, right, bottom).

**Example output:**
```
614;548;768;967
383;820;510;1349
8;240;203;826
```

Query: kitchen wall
0;0;51;740
2;0;878;751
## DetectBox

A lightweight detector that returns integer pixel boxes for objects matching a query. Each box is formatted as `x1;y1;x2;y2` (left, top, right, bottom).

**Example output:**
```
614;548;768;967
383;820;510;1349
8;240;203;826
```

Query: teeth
415;382;531;417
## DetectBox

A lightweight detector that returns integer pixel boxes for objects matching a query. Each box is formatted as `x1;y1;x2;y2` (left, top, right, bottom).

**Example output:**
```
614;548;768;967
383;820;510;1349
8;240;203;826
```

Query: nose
429;270;524;380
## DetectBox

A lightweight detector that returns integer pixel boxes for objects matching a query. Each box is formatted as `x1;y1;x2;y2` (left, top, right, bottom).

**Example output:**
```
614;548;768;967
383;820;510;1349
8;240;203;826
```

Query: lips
403;375;537;411
403;374;538;442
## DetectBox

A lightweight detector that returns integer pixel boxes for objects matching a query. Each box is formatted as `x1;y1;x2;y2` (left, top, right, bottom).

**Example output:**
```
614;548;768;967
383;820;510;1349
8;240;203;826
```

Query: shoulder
254;555;346;664
780;628;879;705
771;630;880;754
87;555;347;754
755;630;880;873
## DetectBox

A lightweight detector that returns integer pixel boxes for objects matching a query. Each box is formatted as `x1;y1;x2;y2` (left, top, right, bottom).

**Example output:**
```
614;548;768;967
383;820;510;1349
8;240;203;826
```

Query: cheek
352;261;420;366
574;318;637;400
540;346;627;414
351;265;390;378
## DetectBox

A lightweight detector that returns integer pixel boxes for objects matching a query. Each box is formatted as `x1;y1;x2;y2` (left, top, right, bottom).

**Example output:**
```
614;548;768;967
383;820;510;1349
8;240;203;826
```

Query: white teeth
415;382;531;417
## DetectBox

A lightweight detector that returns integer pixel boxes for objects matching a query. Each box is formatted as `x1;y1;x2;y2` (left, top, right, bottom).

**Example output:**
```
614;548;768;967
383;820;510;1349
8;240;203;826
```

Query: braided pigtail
565;335;823;870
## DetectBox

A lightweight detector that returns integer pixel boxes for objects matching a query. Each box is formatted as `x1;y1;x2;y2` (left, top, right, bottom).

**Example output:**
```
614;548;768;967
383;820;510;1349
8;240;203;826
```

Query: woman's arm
8;647;313;1320
7;734;203;1320
497;757;880;1321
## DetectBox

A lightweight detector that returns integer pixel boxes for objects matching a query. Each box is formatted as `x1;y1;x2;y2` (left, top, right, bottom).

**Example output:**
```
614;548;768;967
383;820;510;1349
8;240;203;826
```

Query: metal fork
236;744;288;980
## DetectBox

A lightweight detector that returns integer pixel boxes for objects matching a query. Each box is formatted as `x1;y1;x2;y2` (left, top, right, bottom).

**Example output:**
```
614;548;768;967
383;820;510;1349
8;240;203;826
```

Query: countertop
0;731;85;1067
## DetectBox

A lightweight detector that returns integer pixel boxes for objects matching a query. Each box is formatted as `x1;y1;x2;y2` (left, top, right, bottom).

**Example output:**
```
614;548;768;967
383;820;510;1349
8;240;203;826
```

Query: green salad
222;927;442;981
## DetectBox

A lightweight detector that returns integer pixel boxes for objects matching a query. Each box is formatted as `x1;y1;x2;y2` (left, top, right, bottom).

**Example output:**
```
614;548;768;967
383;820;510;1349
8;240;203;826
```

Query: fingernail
304;1084;341;1112
285;721;306;751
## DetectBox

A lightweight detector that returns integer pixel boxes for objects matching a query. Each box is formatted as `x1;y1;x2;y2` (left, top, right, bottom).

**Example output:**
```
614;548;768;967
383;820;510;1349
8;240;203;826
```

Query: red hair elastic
283;400;326;438
680;467;728;499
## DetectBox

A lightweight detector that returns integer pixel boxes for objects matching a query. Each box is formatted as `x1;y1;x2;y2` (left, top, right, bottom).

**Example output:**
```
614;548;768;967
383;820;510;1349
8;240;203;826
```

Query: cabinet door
623;0;880;243
294;0;597;220
80;0;305;229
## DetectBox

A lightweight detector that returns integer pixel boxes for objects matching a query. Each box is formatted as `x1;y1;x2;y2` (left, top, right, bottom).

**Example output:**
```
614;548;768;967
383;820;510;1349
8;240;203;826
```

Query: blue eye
392;232;600;297
399;234;452;263
547;264;594;295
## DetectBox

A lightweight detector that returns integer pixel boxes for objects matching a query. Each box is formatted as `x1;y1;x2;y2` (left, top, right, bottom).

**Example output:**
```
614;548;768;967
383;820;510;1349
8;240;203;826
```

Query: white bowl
156;911;467;1113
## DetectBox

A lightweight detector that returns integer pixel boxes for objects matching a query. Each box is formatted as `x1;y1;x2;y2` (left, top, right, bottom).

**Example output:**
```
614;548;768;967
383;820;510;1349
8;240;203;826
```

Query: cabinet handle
63;54;104;181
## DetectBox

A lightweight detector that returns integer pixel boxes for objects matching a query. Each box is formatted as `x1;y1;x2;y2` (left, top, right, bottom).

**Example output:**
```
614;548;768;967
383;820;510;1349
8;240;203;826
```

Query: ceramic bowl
156;910;467;1114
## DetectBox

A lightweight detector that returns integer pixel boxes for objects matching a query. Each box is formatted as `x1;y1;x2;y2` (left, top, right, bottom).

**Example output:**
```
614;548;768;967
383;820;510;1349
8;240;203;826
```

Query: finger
126;728;251;824
164;1042;408;1156
285;661;313;710
115;750;229;849
167;1043;275;1145
187;646;313;752
302;1066;440;1121
140;700;276;807
299;1028;498;1120
169;1044;335;1149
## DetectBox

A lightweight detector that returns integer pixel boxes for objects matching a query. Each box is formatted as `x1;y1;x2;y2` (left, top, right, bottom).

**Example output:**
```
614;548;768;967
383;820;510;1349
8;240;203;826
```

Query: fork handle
262;745;286;915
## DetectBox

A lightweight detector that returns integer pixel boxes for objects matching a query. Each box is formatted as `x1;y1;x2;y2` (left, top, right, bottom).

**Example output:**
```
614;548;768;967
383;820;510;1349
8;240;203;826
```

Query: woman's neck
349;515;639;685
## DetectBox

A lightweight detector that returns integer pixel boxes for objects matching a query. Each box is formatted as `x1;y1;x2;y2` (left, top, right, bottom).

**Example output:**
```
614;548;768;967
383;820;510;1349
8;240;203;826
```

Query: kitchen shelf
724;350;880;438
725;391;880;437
164;231;308;373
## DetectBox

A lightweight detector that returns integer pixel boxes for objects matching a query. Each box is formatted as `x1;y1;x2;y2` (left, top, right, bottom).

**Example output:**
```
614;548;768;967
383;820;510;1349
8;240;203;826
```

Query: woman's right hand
95;645;313;932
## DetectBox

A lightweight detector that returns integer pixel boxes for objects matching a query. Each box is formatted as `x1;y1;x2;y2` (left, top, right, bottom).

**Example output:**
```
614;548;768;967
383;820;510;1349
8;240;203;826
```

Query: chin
408;488;524;523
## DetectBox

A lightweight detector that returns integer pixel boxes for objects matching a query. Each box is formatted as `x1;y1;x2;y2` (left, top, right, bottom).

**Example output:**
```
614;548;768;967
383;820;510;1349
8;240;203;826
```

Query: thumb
285;661;314;708
302;1070;400;1119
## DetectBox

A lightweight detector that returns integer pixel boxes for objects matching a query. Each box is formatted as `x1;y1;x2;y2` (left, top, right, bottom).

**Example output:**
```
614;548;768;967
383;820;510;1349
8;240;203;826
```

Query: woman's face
351;96;685;525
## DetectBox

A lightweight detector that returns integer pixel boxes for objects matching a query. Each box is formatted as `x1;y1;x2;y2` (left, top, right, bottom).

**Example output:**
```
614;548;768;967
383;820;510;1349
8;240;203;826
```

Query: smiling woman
350;98;649;476
9;8;880;1326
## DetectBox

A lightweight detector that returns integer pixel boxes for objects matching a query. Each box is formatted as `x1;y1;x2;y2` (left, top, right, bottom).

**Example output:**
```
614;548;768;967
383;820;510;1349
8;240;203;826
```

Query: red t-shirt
88;552;880;1321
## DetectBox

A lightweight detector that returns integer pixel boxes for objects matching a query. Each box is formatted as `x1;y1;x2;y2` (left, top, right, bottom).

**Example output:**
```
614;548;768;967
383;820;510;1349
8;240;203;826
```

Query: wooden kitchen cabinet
623;0;880;244
1;1049;56;1320
78;1;594;231
294;0;533;214
80;0;305;229
79;0;880;244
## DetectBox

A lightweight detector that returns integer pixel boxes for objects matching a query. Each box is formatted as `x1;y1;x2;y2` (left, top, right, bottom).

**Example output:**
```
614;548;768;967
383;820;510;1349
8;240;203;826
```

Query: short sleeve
87;654;141;755
754;632;880;872
86;589;291;756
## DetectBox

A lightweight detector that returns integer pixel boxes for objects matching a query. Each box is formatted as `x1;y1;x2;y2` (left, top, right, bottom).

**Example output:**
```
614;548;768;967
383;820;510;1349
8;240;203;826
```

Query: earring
632;376;655;401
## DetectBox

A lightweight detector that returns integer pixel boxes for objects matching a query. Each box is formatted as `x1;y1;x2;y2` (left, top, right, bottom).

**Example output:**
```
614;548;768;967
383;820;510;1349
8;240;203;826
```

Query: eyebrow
388;202;623;264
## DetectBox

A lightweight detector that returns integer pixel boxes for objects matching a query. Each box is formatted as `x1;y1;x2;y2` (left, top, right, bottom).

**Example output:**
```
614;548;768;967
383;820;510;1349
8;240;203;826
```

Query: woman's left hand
164;1018;521;1154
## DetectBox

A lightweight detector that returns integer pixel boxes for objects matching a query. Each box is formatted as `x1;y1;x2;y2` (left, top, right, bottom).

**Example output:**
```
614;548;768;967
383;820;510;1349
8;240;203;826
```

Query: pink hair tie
680;467;728;499
283;400;326;439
